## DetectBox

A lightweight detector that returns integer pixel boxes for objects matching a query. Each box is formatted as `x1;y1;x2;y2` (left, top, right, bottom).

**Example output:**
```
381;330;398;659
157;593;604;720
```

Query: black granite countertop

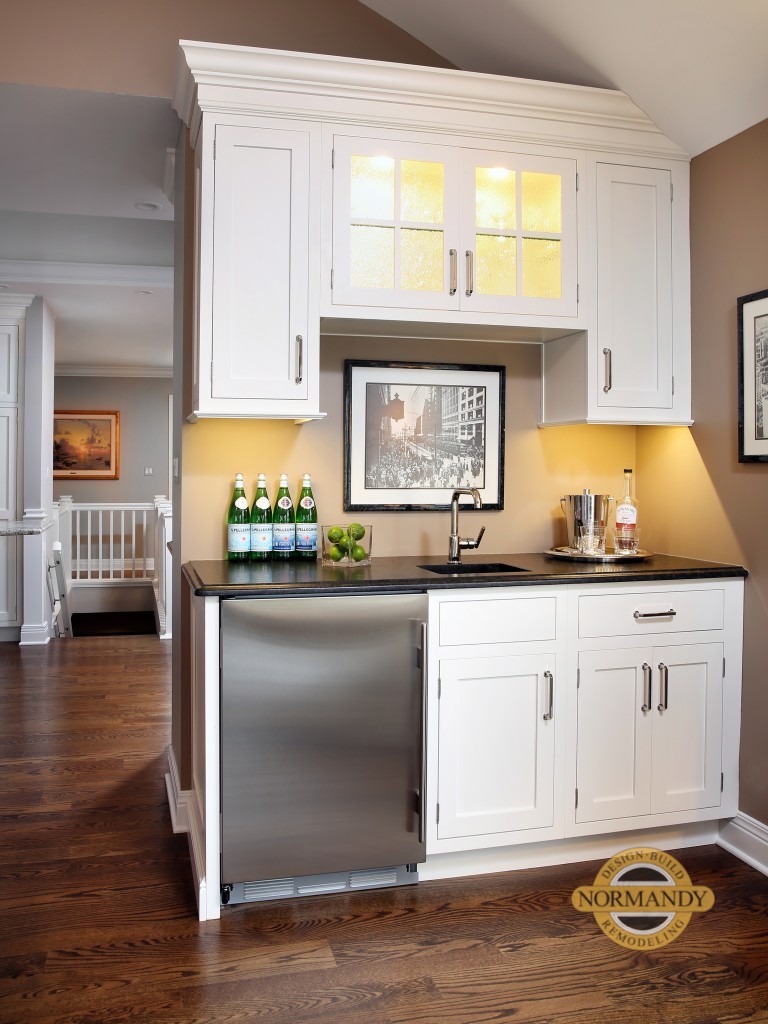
183;551;747;598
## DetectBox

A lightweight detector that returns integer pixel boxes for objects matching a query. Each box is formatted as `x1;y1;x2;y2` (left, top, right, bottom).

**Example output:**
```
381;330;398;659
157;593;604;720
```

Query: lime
349;523;365;541
351;544;367;561
328;544;344;562
337;533;351;552
327;526;344;543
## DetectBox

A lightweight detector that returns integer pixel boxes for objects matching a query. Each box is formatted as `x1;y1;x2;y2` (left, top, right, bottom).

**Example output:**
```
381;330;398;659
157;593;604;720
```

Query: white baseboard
718;812;768;876
164;744;189;834
19;621;53;645
422;822;720;882
164;745;213;920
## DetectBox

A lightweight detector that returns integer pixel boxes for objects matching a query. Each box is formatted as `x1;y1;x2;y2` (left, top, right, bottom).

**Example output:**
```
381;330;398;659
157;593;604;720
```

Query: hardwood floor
1;635;768;1024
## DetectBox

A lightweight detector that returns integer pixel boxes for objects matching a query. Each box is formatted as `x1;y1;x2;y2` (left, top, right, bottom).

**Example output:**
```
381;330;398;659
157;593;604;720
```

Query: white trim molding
0;259;172;290
164;743;190;834
719;812;768;877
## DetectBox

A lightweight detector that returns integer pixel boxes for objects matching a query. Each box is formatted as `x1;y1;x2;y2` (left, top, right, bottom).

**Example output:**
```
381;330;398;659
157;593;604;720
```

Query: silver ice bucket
560;490;614;549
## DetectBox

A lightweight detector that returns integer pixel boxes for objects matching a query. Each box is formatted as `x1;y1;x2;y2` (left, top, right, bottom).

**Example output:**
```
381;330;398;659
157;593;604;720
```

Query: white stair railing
69;502;155;582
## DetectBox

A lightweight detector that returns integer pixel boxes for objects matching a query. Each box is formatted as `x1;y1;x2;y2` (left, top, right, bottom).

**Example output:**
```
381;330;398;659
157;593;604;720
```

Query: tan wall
0;0;451;96
638;119;768;824
181;336;637;562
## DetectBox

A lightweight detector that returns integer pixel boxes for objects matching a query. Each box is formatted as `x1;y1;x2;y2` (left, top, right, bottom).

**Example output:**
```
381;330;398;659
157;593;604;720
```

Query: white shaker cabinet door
212;123;310;401
650;643;723;814
595;162;673;411
576;647;653;823
437;654;556;839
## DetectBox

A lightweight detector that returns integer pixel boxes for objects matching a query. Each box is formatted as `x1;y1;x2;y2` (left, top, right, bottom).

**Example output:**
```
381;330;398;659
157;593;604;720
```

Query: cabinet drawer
439;596;557;647
578;589;724;638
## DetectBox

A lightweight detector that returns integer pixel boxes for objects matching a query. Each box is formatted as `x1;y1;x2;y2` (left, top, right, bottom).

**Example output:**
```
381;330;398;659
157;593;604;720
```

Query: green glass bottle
295;473;318;560
249;473;273;561
271;473;295;560
226;473;250;563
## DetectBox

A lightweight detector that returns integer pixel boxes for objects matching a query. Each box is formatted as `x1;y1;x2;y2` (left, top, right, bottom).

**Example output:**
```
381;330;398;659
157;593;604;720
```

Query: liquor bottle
226;473;250;563
272;473;295;560
615;468;639;532
295;473;318;560
249;473;273;561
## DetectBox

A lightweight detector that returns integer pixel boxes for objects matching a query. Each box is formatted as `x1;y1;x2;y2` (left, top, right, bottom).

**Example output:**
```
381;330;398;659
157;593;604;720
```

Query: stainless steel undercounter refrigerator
219;592;428;904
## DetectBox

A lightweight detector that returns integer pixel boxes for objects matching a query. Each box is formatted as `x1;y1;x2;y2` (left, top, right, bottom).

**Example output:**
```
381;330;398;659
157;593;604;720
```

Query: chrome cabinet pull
641;662;652;712
543;670;554;721
634;609;676;620
465;250;474;297
418;622;428;844
657;662;669;712
603;347;612;392
449;248;457;295
295;335;303;385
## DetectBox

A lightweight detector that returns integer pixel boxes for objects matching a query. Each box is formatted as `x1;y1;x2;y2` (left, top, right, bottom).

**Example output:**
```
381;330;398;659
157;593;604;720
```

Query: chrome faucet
448;488;485;563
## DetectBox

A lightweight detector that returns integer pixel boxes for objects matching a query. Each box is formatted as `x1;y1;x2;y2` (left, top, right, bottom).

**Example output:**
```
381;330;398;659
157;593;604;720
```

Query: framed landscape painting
343;360;505;511
53;411;120;480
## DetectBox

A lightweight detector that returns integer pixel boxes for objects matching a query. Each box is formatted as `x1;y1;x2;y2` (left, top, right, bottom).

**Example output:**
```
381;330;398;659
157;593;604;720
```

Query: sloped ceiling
359;0;768;158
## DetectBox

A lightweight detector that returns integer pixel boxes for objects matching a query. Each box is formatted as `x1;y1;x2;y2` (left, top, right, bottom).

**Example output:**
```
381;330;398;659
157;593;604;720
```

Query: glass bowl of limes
321;524;372;566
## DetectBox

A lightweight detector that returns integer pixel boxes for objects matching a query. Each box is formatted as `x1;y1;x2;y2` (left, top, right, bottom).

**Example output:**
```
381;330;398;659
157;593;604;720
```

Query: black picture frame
343;359;505;511
737;288;768;463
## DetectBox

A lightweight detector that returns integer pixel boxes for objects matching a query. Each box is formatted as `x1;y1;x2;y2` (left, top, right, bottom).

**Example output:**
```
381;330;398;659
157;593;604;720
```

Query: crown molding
54;364;172;378
0;260;172;289
174;40;688;159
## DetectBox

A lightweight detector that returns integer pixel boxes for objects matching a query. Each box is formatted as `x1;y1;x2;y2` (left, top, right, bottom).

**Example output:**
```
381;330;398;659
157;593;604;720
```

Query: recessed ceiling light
135;201;162;212
135;289;154;296
0;284;10;290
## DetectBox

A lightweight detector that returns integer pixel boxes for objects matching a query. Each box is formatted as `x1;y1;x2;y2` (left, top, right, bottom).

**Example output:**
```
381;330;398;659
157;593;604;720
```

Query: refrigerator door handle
419;621;428;844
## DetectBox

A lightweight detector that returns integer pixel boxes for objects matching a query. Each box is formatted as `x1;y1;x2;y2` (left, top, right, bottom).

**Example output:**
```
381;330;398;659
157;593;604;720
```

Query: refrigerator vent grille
227;864;417;906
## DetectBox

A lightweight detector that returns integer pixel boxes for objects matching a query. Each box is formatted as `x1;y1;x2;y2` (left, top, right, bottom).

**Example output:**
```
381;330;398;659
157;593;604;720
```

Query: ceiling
1;0;766;375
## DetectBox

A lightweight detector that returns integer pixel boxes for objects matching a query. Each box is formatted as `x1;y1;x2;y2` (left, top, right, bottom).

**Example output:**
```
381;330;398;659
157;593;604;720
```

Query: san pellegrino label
272;474;295;557
295;473;318;557
227;473;250;561
250;474;273;560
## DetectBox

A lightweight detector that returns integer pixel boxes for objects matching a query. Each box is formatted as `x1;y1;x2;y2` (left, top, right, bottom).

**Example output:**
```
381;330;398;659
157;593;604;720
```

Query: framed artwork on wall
343;360;505;511
737;288;768;463
53;411;120;480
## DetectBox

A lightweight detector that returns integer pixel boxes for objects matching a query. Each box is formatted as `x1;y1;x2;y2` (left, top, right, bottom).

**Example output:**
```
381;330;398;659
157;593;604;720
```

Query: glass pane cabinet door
332;136;461;310
461;150;578;316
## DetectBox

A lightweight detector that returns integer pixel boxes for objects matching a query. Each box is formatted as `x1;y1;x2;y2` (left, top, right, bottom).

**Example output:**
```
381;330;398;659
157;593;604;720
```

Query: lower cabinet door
576;647;653;823
576;643;724;825
650;643;723;814
437;654;556;839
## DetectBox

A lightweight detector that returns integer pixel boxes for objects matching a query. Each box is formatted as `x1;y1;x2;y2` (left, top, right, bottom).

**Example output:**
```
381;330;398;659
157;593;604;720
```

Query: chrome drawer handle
641;662;652;713
603;348;612;392
634;609;676;620
295;335;303;385
465;250;474;297
449;248;457;295
657;662;669;712
543;670;554;721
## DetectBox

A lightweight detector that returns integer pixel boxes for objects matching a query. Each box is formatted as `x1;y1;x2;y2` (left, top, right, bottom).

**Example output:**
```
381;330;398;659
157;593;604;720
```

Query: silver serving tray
545;546;653;563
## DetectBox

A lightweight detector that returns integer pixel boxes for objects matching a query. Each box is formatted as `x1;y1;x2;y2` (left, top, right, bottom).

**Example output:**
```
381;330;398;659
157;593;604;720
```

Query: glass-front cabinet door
461;150;578;316
331;135;461;310
331;133;578;319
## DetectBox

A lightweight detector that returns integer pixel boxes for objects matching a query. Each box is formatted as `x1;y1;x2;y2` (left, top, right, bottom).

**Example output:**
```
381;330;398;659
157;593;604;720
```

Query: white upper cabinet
187;114;323;421
174;42;691;422
330;132;578;323
594;162;673;411
541;155;691;425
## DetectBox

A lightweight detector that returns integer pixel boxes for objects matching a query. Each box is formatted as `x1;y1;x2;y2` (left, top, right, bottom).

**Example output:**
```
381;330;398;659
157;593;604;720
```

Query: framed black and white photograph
343;360;505;511
737;288;768;463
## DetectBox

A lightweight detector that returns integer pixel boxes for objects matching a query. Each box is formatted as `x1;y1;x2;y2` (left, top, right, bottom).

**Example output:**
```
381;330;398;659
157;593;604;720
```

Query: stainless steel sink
418;562;528;575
